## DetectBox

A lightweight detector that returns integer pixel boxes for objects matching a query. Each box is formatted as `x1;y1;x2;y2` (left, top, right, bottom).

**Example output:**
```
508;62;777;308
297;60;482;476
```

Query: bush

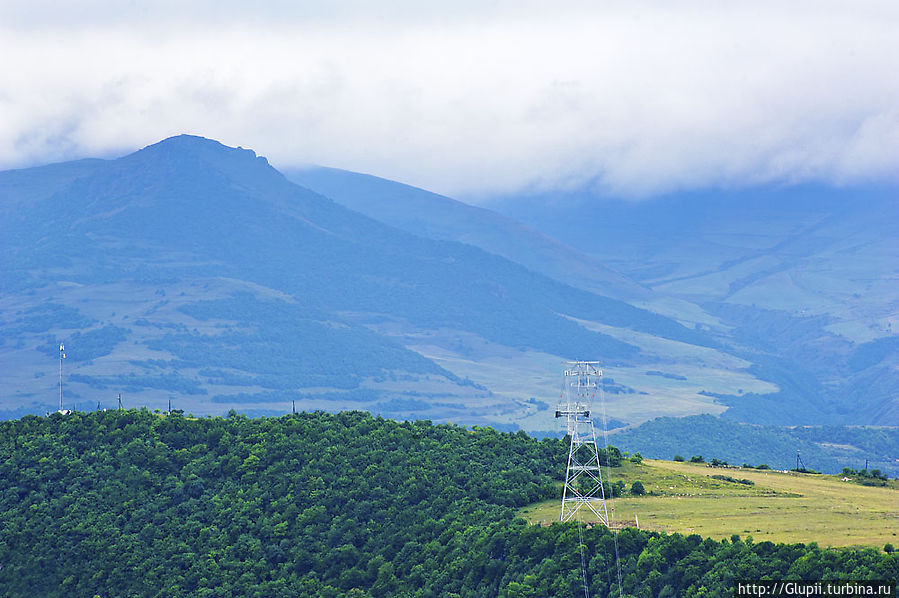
630;452;643;464
601;479;626;498
711;474;754;486
673;455;685;462
885;544;895;554
630;481;646;495
598;445;622;467
690;455;705;463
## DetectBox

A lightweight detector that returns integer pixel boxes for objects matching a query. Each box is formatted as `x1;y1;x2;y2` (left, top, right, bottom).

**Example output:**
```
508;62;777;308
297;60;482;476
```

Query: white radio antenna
58;343;66;412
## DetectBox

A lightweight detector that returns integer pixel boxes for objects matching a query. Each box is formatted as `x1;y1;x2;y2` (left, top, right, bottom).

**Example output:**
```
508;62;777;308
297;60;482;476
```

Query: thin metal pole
58;344;65;411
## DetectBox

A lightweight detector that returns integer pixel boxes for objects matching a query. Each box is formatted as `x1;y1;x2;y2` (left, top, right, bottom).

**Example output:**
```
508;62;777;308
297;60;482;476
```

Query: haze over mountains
487;184;899;425
1;136;896;441
288;164;899;427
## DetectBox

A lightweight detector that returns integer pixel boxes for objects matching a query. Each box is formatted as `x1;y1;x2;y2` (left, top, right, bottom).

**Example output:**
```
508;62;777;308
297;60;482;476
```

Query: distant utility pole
118;393;123;410
556;361;609;525
292;399;296;414
58;343;66;412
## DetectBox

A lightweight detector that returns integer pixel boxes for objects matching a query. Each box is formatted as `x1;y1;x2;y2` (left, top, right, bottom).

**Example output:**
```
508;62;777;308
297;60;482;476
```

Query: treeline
842;467;890;487
0;411;895;597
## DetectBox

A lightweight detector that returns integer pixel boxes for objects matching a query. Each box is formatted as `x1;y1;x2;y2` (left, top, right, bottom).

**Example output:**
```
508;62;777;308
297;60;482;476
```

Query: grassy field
519;459;899;548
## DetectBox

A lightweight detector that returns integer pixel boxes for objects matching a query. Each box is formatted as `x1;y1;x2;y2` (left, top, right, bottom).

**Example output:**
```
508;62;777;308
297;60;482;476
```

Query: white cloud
1;1;897;199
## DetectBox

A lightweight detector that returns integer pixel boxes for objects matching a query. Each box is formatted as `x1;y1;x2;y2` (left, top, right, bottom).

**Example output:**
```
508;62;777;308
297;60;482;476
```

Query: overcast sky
1;1;897;199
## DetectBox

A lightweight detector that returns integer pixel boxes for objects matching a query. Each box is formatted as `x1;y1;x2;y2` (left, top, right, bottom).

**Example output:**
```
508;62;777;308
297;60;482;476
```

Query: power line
596;364;624;597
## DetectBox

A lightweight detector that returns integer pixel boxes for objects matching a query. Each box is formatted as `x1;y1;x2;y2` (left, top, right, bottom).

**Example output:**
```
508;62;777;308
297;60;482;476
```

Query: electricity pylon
556;361;609;525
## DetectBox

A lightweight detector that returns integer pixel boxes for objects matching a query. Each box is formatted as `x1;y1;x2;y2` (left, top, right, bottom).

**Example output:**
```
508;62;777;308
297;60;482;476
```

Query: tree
631;481;646;496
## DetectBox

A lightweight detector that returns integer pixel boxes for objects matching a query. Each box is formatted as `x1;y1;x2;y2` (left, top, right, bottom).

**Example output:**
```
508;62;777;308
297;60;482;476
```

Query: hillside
521;459;899;548
1;135;754;429
0;410;895;597
3;135;896;442
489;184;899;425
283;166;649;301
608;415;899;477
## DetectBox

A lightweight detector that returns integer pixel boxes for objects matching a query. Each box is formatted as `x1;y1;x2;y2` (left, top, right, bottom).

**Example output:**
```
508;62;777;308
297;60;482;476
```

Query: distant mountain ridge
2;135;894;428
283;166;650;302
487;183;899;425
2;135;715;428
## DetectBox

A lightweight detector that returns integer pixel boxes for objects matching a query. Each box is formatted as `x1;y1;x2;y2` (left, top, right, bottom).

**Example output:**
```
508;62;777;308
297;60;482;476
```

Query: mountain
487;184;899;424
1;135;721;428
610;414;899;477
283;166;650;302
0;158;107;220
5;136;892;428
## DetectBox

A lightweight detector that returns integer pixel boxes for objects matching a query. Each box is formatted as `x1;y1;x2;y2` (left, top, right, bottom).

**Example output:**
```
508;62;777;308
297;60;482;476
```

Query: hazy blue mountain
283;166;650;301
1;135;714;427
0;158;107;220
5;136;892;430
610;414;899;477
487;184;899;425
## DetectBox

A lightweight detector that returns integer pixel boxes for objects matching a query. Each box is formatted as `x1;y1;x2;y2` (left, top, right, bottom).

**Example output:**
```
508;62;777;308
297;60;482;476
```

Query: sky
1;0;898;199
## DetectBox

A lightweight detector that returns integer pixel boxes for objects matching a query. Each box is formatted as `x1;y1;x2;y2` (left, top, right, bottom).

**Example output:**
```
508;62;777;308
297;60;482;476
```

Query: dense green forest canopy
0;411;895;597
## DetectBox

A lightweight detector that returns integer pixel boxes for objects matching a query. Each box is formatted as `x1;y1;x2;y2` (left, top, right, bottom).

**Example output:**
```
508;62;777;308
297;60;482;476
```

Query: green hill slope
0;411;895;597
521;459;899;548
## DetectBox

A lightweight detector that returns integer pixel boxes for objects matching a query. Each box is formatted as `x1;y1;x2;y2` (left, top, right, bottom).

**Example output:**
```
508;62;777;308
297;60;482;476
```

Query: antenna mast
555;361;609;524
58;343;66;412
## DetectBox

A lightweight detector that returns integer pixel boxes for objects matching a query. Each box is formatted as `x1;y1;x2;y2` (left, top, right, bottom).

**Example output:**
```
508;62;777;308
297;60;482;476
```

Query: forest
0;410;895;597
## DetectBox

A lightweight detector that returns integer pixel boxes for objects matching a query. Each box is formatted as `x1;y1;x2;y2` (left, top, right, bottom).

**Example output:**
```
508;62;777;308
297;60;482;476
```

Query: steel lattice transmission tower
556;361;610;524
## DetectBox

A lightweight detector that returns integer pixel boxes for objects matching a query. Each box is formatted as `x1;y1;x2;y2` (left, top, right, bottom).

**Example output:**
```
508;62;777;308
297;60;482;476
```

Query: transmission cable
598;376;624;597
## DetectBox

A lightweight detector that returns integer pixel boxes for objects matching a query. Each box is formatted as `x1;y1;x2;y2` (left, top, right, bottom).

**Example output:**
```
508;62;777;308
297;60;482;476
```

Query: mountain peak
134;134;267;165
147;134;249;153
